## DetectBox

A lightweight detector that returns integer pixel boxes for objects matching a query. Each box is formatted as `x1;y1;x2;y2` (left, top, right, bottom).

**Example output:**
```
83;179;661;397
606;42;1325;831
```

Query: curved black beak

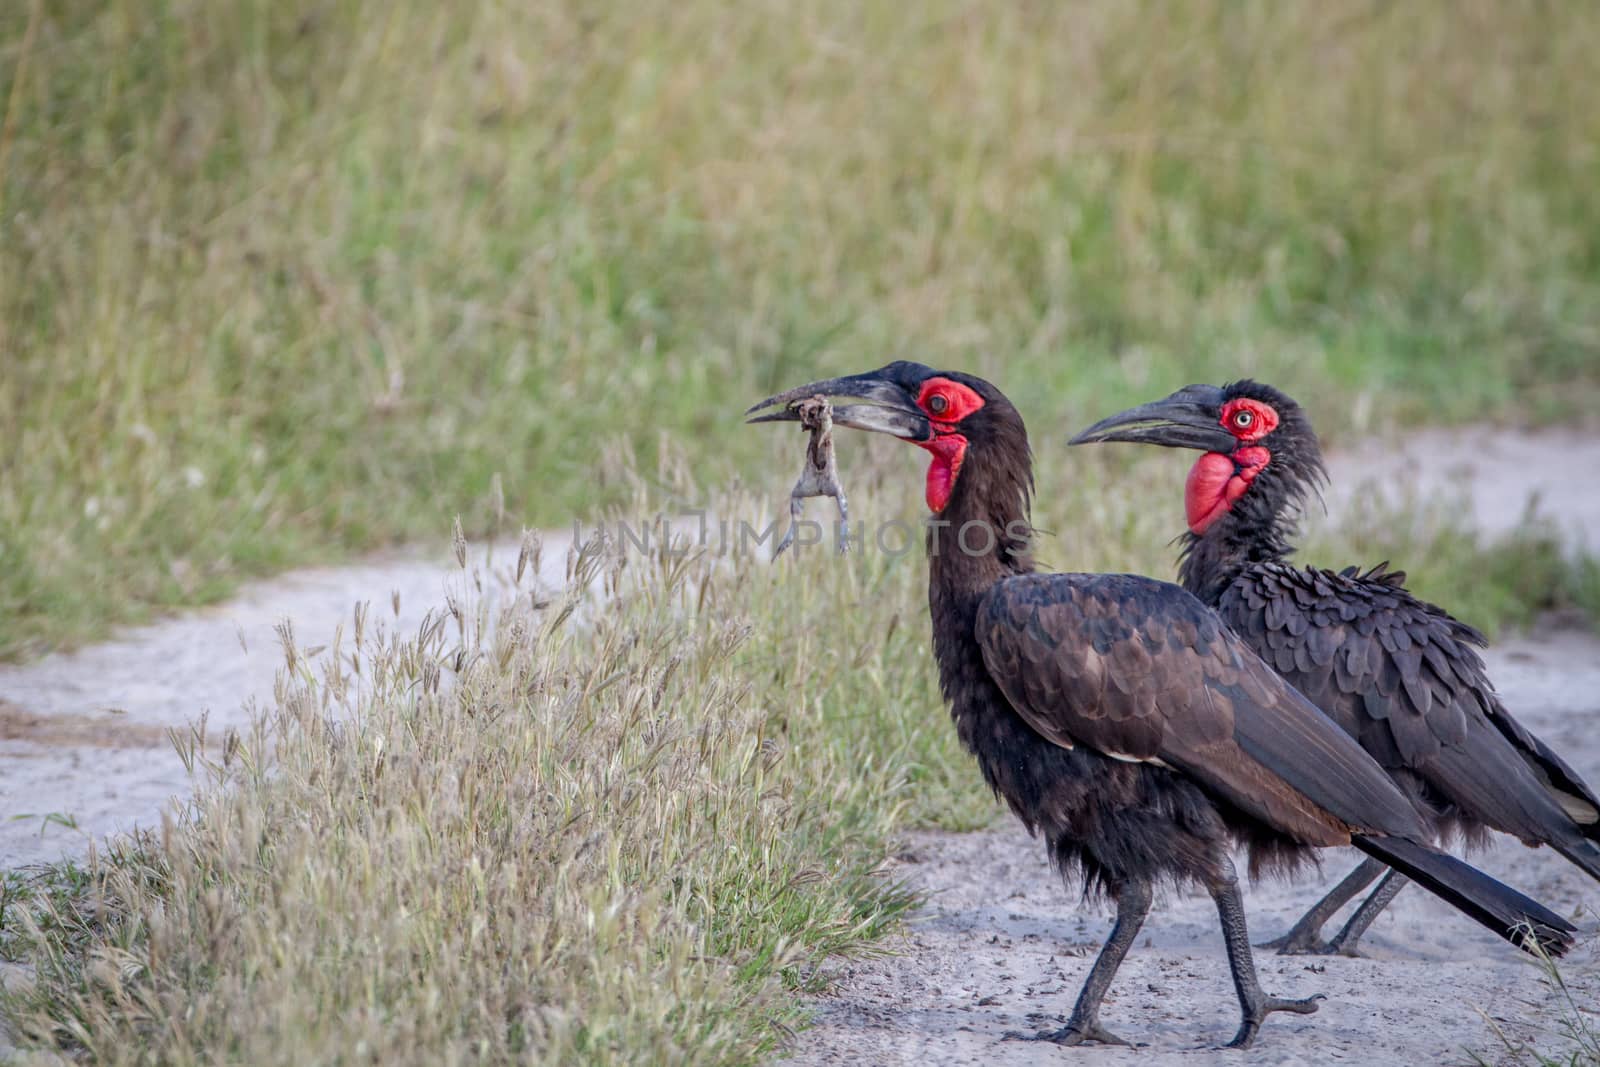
745;369;932;441
1069;384;1237;453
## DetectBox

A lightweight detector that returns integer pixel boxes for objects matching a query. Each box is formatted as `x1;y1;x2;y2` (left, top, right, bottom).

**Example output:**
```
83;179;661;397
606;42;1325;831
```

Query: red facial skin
914;377;985;512
1220;397;1279;442
1184;397;1279;534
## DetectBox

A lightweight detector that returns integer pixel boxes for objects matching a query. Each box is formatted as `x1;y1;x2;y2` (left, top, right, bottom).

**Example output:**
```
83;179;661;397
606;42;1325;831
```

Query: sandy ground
0;429;1596;1062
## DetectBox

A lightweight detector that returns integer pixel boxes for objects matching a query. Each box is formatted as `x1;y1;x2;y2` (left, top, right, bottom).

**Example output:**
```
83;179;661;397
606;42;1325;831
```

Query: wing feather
974;573;1428;846
1216;562;1600;840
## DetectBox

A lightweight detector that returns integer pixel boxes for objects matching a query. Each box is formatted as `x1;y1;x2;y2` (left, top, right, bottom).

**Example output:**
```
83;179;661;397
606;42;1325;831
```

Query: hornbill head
1069;380;1325;535
746;361;1027;514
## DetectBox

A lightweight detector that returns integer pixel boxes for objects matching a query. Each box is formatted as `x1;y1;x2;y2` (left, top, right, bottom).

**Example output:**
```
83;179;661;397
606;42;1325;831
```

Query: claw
1224;994;1324;1049
1004;1023;1139;1047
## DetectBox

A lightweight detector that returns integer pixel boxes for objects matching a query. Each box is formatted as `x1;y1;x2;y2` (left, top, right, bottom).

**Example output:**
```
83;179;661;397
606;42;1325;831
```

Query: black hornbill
748;363;1574;1048
1072;380;1600;955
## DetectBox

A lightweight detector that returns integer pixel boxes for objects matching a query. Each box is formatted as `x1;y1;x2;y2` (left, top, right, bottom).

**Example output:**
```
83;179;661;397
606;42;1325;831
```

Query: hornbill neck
1177;488;1297;606
926;428;1036;705
926;432;1036;604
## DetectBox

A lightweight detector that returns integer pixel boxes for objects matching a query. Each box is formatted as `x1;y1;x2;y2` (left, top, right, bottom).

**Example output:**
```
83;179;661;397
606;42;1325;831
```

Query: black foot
1224;994;1325;1049
1323;933;1367;958
1004;1023;1137;1047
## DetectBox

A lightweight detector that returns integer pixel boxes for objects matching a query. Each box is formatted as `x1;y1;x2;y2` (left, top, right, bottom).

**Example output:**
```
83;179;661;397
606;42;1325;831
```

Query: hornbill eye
928;394;949;416
1232;410;1254;429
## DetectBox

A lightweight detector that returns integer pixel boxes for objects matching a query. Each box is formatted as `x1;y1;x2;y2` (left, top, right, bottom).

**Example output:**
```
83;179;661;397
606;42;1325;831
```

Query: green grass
5;0;1600;657
1303;496;1598;638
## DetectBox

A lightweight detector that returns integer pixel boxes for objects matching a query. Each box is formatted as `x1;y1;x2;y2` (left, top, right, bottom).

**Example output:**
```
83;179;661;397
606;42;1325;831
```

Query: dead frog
773;396;850;557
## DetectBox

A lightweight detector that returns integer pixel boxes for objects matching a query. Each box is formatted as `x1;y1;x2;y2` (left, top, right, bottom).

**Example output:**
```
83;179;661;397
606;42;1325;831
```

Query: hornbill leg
1259;856;1386;955
1004;879;1153;1047
1207;854;1324;1049
1325;870;1409;957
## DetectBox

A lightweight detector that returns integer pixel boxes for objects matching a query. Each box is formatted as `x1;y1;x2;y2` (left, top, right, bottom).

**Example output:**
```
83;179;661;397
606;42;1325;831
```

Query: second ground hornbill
748;363;1574;1049
1071;381;1600;956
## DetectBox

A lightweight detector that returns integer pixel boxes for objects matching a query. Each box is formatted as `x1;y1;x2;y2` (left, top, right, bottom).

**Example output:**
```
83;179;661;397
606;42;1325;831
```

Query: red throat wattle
918;435;968;512
1185;447;1270;533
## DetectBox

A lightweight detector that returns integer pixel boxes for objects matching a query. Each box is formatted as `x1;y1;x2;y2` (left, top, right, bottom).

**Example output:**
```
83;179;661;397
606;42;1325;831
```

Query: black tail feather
1354;836;1577;958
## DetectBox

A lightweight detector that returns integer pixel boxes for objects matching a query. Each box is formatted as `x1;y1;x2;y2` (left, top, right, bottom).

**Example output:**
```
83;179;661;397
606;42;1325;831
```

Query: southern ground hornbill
1071;380;1600;956
748;362;1574;1049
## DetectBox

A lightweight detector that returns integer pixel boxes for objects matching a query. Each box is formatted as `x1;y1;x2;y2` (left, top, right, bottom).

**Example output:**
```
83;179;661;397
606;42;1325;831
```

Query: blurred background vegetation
4;0;1599;657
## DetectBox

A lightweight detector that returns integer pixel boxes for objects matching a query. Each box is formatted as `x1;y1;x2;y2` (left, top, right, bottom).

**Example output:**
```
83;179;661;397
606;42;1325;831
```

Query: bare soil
1323;425;1600;554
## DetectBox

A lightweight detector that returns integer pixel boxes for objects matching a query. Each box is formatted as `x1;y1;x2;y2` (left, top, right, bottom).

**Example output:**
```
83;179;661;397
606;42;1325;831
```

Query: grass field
5;0;1600;657
4;1;1600;1062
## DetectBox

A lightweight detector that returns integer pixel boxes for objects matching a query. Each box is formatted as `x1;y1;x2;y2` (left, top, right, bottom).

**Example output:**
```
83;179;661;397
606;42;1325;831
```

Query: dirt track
0;544;564;868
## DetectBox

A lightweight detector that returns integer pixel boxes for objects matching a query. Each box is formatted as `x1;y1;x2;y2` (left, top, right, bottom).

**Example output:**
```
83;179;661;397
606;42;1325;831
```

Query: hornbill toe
1258;931;1334;956
1004;1023;1139;1047
1224;994;1325;1050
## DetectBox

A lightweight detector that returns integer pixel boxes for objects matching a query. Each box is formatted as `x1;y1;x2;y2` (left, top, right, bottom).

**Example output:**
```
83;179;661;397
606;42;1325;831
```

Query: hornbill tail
1353;836;1577;958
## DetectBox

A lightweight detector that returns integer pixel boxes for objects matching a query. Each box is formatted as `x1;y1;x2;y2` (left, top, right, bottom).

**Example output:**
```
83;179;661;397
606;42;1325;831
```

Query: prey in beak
746;368;931;556
746;369;932;442
1069;384;1236;454
768;397;850;557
